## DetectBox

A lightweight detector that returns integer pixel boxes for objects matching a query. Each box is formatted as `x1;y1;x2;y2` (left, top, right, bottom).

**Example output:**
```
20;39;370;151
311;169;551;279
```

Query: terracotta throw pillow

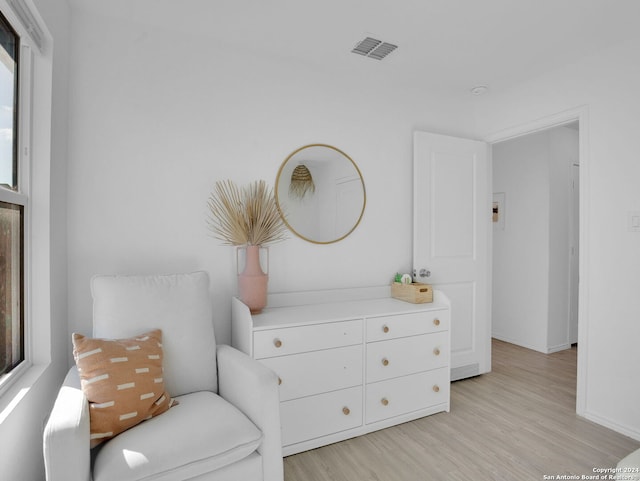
72;329;175;447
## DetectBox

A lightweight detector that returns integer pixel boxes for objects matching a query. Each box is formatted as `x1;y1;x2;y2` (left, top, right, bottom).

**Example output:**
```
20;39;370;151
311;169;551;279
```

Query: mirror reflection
275;144;366;244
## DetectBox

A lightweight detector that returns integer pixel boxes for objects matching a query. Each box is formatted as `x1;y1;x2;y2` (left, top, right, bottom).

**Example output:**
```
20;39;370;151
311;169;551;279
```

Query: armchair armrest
217;344;283;481
617;449;640;481
43;366;91;481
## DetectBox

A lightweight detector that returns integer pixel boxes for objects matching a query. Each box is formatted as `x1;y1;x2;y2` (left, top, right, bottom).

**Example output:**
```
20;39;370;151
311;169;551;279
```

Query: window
0;0;52;399
0;10;24;378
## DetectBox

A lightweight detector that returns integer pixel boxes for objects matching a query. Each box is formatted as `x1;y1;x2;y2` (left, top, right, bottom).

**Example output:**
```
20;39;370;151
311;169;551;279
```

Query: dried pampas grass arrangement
207;180;288;246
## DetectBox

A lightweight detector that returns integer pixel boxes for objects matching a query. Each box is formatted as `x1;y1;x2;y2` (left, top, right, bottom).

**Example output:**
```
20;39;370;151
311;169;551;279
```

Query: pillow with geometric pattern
72;329;176;447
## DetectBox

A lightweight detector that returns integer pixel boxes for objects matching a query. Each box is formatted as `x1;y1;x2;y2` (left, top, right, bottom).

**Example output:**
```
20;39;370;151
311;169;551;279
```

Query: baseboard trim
547;343;571;354
491;334;570;355
582;410;640;442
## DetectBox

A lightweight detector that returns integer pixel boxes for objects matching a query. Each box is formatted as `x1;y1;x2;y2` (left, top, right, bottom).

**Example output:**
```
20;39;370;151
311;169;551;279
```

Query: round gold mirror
275;144;366;244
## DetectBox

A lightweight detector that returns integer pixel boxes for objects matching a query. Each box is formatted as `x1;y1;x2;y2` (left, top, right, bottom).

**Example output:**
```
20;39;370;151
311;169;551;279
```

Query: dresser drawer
365;367;449;424
253;319;362;359
260;345;363;401
366;331;448;383
366;309;449;342
280;386;363;446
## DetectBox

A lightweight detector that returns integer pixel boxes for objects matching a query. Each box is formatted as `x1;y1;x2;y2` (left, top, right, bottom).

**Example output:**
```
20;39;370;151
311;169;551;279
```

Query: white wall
64;9;475;349
492;131;551;351
478;37;640;440
492;126;578;354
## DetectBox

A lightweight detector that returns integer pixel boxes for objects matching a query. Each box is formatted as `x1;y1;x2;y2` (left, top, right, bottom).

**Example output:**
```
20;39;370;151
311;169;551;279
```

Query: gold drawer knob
274;339;282;348
433;318;441;326
381;397;389;406
382;325;390;333
433;347;441;356
433;385;440;393
382;357;389;366
342;407;350;415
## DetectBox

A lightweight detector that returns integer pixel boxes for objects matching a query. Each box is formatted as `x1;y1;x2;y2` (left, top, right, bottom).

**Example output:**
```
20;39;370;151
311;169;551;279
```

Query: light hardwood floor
284;339;640;481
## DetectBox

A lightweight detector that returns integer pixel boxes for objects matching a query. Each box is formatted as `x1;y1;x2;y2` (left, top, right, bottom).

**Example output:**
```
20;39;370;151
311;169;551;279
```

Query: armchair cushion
72;328;175;446
92;391;262;481
91;272;217;397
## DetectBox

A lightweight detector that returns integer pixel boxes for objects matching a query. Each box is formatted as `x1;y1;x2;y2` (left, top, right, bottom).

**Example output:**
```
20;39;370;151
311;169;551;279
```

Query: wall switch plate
628;211;640;232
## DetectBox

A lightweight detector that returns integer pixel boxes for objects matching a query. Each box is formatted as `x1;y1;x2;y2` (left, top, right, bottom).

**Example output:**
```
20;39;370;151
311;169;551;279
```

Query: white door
413;131;492;380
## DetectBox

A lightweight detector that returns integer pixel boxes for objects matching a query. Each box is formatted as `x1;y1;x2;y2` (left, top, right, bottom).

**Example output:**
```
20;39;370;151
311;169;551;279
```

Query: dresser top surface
250;297;449;330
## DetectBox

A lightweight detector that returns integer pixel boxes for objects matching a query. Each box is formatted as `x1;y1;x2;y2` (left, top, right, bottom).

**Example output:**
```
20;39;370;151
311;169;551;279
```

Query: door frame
483;105;589;416
569;162;580;345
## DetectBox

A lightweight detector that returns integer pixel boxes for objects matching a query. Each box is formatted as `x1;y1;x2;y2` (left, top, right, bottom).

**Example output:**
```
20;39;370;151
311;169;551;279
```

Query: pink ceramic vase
237;245;268;314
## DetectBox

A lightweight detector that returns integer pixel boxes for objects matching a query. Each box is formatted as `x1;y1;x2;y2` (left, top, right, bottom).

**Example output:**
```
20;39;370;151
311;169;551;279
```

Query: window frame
0;0;44;395
0;7;27;382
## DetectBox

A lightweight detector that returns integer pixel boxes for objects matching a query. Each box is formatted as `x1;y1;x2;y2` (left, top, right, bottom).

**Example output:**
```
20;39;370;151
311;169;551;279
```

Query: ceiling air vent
351;37;398;60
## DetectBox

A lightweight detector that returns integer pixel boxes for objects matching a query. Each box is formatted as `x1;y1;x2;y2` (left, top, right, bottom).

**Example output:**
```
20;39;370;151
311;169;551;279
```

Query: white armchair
617;449;640;481
43;272;283;481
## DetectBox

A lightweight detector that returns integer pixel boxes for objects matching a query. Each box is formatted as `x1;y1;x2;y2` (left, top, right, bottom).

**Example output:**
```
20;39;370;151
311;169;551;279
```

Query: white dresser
231;288;451;456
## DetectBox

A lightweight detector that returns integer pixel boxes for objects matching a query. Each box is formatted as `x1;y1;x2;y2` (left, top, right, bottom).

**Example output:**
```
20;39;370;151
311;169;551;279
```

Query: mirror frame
275;144;366;244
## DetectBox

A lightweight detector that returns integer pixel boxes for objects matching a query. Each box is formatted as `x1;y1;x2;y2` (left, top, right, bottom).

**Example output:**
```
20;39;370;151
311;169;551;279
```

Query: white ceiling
67;0;640;95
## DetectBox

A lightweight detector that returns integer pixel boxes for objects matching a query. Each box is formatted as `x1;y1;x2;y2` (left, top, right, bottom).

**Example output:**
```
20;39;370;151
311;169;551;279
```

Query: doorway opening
485;106;587;415
491;122;579;353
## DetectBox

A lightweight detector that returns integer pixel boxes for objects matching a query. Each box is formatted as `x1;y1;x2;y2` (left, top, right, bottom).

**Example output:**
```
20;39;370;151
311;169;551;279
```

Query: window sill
0;362;50;424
